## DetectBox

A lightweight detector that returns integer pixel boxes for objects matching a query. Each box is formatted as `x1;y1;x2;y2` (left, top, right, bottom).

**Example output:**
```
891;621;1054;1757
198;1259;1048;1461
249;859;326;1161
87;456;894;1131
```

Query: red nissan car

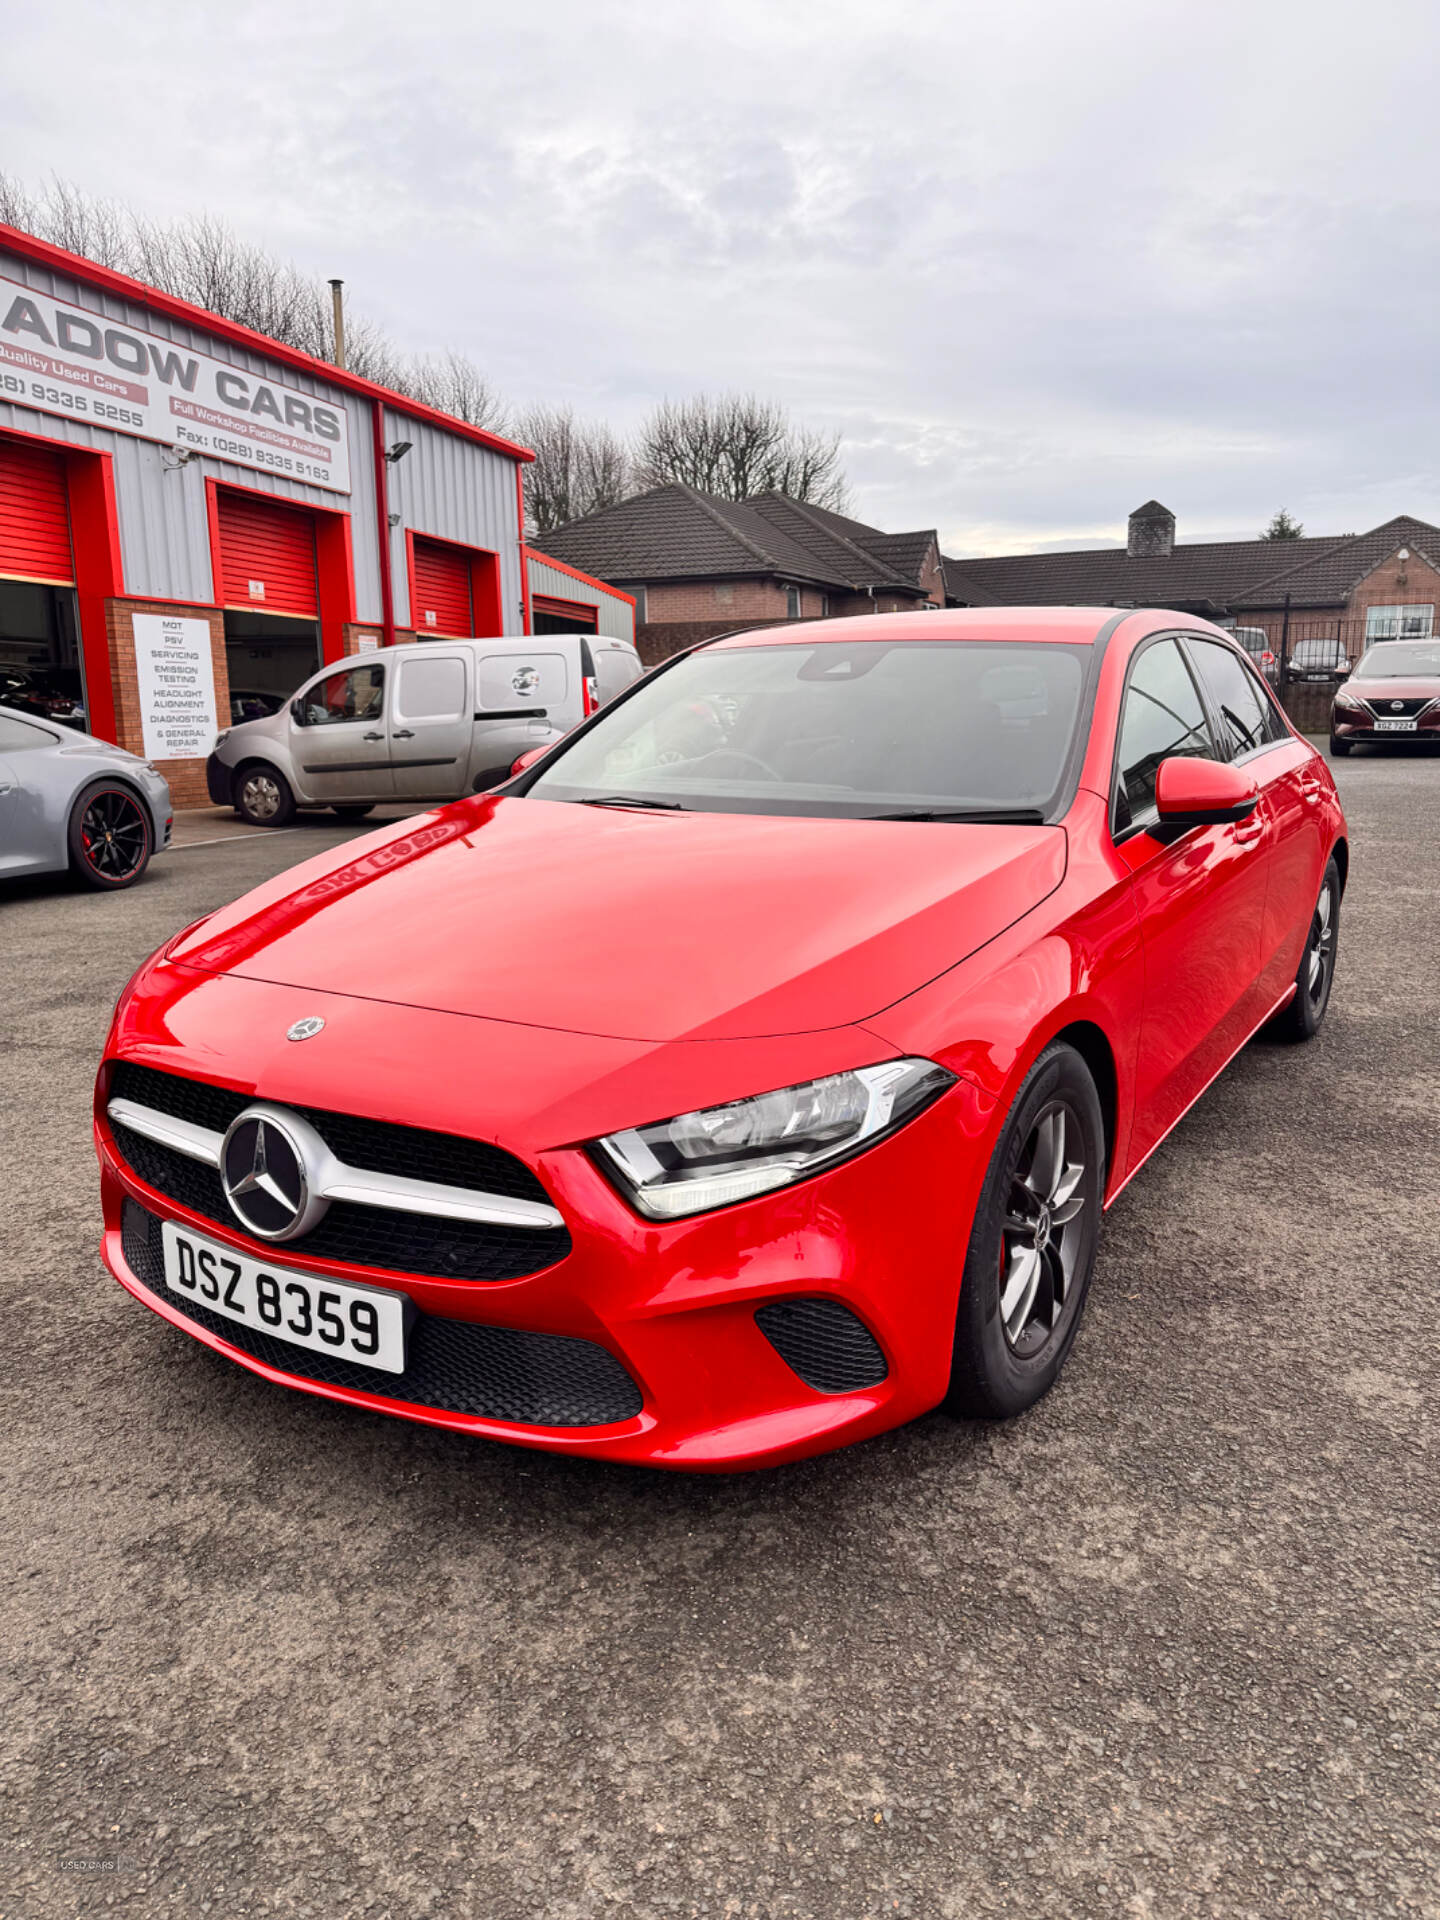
95;609;1346;1471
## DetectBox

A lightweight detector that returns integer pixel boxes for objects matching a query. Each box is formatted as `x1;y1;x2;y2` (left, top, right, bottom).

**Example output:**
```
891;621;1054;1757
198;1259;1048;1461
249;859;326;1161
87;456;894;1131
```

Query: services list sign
132;615;220;761
0;275;351;494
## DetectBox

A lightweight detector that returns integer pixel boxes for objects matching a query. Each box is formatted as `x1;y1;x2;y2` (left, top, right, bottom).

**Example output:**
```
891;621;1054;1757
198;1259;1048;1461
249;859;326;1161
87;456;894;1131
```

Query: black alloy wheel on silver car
945;1042;1103;1420
235;763;296;828
67;783;153;890
1267;856;1341;1042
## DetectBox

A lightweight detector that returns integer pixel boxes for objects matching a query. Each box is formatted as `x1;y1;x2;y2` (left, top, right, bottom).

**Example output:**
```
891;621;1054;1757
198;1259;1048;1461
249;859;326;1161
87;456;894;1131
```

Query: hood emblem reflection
286;1016;326;1042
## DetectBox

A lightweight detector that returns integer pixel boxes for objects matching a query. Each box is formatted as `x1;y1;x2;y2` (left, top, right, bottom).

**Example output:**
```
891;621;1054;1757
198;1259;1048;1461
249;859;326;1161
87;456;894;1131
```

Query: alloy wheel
999;1100;1087;1356
80;789;149;881
1307;880;1336;1006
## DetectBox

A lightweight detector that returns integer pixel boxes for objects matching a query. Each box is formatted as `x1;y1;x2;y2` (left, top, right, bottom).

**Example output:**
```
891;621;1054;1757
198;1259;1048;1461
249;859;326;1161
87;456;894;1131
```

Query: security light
385;441;414;463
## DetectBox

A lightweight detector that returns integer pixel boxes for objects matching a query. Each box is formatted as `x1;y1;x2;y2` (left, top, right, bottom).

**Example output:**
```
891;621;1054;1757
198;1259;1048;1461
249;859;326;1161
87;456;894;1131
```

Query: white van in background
206;633;643;826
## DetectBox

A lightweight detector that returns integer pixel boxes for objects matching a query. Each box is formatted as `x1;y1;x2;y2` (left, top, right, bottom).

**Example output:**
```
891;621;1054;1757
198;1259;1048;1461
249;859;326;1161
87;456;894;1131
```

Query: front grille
1362;696;1435;719
755;1298;888;1395
121;1200;641;1428
106;1063;570;1283
110;1061;550;1204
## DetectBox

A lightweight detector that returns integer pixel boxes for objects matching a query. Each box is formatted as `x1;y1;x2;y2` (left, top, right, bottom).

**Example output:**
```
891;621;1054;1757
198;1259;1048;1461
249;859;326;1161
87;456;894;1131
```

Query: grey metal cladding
526;553;634;641
381;407;523;634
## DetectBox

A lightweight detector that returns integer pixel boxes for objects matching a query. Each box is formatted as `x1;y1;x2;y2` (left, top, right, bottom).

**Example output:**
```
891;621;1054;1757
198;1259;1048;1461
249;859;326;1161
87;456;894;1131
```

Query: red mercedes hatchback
95;609;1346;1470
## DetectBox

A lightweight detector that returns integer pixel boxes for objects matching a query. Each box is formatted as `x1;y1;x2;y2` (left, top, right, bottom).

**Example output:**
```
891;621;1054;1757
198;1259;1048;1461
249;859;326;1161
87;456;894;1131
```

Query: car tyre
67;781;153;890
944;1042;1104;1421
1265;856;1340;1043
1329;736;1351;757
235;763;296;828
331;804;375;821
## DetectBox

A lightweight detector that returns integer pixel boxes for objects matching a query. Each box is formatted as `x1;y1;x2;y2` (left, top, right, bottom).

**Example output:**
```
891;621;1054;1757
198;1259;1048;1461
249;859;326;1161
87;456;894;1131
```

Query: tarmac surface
2;759;1437;1918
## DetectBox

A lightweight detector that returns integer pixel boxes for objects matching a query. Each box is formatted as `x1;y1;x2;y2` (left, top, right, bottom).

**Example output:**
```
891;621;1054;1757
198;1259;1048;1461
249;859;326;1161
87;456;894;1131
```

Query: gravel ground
2;757;1437;1919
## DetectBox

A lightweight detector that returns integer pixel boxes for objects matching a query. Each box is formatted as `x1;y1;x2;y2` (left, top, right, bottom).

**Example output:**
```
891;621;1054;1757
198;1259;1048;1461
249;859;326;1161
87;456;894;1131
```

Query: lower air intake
754;1298;888;1394
121;1200;641;1429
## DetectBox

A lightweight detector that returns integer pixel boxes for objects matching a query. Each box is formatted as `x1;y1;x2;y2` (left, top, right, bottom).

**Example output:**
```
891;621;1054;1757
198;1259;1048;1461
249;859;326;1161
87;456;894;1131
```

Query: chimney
1127;500;1175;558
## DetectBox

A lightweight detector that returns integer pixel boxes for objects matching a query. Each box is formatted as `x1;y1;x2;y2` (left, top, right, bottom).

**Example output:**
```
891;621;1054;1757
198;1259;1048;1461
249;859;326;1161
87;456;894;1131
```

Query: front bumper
95;977;996;1471
205;754;232;806
1331;712;1440;742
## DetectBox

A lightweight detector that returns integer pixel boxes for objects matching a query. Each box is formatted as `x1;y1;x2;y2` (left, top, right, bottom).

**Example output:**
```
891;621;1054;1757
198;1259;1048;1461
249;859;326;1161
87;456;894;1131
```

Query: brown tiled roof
943;514;1440;612
540;483;937;596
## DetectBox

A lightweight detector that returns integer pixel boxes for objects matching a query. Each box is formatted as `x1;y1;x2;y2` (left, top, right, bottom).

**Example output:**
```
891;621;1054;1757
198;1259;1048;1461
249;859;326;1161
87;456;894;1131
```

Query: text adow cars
95;608;1346;1471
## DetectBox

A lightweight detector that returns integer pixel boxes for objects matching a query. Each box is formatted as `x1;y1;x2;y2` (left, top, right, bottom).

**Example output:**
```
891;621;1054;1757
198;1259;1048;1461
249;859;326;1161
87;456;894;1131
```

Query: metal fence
1226;615;1379;733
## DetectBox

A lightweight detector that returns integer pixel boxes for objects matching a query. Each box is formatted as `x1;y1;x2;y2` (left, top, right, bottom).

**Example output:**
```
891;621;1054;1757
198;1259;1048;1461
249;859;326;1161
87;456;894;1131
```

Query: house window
631;585;647;623
1366;603;1434;640
785;586;802;619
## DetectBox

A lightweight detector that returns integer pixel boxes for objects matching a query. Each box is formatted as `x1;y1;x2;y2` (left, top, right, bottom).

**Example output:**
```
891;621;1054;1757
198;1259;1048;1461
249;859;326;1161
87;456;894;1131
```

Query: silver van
206;633;642;826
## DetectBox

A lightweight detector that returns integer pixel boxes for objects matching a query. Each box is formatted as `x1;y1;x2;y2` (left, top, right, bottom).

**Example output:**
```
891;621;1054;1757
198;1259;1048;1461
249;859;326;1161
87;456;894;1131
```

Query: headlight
1333;692;1365;712
593;1058;955;1219
212;729;230;750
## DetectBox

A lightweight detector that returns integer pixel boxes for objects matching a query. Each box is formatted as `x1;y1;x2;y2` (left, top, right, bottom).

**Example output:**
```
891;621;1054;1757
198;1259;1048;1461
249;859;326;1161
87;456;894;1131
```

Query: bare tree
0;171;504;427
516;405;632;535
403;349;508;432
633;392;849;510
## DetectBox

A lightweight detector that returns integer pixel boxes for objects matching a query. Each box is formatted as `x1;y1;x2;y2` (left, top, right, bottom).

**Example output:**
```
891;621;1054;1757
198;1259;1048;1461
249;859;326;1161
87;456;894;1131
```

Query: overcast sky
5;0;1438;554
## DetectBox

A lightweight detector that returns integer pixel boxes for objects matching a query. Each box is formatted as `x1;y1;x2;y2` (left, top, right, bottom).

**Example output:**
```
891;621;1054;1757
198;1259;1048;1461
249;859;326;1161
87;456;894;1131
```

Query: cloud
6;0;1440;552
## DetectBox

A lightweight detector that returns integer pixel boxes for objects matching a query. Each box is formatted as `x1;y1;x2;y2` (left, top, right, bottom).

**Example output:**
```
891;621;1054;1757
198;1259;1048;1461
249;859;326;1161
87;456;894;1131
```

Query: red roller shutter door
216;491;318;616
412;538;474;636
0;439;74;584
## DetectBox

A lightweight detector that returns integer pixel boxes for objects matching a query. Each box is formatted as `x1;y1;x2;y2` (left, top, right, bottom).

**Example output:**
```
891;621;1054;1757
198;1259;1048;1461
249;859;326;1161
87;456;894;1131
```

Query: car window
1355;642;1440;678
396;654;466;720
1187;639;1287;756
525;638;1091;819
0;713;56;751
295;664;385;728
1114;639;1215;829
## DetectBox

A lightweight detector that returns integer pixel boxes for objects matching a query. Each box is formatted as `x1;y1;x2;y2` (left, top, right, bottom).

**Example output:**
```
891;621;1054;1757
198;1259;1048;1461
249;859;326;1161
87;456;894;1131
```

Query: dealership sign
0;276;351;494
132;614;220;761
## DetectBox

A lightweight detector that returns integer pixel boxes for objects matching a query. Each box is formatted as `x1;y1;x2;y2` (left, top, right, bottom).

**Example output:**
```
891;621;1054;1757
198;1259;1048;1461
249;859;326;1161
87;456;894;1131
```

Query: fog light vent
754;1298;888;1395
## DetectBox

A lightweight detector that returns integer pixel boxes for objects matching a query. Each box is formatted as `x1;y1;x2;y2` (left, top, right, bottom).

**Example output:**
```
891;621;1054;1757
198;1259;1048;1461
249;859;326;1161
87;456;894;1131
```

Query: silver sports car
0;705;172;889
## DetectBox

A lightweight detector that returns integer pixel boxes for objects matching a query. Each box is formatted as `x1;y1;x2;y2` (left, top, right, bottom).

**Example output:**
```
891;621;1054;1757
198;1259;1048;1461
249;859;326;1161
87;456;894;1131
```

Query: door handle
1233;820;1265;846
362;730;384;741
392;728;415;739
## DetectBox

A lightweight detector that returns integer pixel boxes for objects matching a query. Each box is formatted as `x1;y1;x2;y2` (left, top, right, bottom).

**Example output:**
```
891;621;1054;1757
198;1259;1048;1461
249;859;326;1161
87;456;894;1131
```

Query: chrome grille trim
106;1096;564;1232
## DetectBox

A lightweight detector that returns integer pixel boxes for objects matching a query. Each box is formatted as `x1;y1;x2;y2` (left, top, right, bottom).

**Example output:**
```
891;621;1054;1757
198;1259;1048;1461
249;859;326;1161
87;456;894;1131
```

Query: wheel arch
1331;834;1349;896
1047;1018;1118;1185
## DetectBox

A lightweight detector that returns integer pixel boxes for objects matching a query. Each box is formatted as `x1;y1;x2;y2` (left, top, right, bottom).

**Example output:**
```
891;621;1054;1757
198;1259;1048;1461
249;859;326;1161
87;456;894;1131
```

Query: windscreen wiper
577;794;690;811
866;807;1049;823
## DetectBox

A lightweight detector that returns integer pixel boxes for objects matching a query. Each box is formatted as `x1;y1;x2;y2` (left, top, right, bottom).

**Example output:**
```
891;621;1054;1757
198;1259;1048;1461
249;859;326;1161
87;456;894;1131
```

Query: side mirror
1155;756;1258;827
290;699;305;724
509;745;550;777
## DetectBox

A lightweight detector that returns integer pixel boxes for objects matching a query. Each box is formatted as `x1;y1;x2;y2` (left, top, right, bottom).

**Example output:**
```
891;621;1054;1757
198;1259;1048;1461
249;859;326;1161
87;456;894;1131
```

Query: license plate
160;1221;410;1374
1375;718;1417;731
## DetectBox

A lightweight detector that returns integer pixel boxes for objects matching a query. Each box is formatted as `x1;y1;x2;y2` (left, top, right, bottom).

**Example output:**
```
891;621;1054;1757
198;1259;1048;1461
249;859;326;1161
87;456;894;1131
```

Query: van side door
288;661;394;803
390;649;473;801
468;645;576;790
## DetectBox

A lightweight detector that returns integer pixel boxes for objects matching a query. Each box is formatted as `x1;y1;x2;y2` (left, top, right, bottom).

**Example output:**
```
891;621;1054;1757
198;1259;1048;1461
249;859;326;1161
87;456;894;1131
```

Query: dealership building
0;224;631;805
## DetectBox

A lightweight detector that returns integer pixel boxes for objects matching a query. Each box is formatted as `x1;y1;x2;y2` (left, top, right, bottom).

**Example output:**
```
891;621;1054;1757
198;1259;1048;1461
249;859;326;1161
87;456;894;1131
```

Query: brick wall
1346;549;1440;633
105;599;227;810
636;618;792;667
641;578;792;622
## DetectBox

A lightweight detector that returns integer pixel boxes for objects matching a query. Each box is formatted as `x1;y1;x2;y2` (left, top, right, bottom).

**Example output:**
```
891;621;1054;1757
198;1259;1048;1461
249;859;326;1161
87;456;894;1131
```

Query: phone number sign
0;276;351;494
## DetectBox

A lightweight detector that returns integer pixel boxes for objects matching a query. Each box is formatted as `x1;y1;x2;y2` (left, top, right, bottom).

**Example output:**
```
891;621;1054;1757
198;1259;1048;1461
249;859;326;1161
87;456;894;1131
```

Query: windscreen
524;639;1089;819
1355;642;1440;678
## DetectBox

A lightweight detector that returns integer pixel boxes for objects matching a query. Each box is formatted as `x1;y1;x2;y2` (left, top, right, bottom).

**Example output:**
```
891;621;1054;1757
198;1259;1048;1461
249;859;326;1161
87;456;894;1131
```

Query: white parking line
169;829;304;851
